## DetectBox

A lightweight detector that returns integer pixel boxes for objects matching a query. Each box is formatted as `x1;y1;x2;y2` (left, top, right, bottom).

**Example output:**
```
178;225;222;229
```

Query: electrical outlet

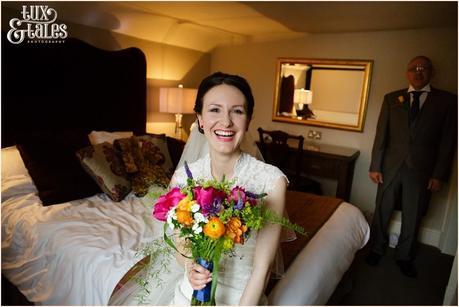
307;130;322;140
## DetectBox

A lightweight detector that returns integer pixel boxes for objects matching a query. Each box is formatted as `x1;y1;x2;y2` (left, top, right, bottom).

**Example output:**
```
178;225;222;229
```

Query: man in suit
366;55;457;277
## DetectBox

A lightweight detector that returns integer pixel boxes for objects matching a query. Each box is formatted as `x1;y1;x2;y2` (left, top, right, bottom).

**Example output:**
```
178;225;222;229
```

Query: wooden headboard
1;35;147;147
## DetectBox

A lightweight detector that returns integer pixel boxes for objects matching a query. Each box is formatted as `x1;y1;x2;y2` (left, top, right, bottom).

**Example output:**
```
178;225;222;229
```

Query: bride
110;72;288;305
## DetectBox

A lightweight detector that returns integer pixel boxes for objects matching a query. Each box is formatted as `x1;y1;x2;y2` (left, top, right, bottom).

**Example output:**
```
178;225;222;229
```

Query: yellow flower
203;217;226;240
222;237;234;250
177;197;196;212
397;95;405;104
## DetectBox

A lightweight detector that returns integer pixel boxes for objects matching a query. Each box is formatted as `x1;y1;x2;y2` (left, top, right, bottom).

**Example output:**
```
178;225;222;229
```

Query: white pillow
1;146;29;178
88;131;133;145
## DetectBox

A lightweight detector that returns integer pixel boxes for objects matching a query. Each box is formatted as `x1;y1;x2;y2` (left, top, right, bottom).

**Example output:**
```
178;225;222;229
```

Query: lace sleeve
264;166;289;195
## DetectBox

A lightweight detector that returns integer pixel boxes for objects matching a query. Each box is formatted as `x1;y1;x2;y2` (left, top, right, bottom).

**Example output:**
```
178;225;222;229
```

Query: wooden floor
328;243;455;305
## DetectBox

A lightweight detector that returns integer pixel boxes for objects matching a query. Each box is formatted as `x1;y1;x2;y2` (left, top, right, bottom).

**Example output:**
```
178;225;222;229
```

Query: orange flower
203;217;226;239
225;217;248;244
176;210;193;226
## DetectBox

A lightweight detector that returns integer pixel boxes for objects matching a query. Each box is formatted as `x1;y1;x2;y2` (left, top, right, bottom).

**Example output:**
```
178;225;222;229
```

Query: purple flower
207;198;223;216
194;186;225;216
234;197;244;210
184;161;193;179
245;191;267;199
245;191;267;206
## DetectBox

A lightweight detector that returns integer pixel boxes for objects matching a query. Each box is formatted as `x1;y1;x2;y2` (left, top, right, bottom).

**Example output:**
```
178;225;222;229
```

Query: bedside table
300;142;359;201
257;140;360;201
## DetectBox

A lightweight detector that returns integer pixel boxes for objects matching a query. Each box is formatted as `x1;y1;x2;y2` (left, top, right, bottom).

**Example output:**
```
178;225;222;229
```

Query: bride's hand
186;261;212;290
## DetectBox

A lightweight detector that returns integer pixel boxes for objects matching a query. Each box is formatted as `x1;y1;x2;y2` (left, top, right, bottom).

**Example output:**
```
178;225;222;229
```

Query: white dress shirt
407;84;431;109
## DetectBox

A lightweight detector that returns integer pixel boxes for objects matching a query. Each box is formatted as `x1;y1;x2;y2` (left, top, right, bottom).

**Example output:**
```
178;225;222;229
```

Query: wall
211;27;457;252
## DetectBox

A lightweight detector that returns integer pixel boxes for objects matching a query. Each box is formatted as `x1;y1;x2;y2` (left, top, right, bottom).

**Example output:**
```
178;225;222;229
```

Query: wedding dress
109;152;287;305
110;122;289;305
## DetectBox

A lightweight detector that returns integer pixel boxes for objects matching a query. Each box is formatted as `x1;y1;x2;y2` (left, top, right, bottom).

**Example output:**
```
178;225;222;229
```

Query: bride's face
197;84;249;156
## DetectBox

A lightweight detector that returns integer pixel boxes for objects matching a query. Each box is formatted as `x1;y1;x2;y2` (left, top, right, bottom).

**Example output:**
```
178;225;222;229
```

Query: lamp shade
159;87;197;114
294;88;313;105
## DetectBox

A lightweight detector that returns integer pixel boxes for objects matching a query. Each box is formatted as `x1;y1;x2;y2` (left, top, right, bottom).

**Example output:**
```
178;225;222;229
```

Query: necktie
410;91;423;121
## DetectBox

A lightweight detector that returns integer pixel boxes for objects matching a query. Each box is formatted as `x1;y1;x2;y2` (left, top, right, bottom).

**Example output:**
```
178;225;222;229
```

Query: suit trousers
370;163;431;261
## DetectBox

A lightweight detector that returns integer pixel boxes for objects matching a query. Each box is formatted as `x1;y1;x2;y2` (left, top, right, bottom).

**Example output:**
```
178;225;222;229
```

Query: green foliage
264;209;307;235
134;238;173;304
219;206;234;223
241;205;265;230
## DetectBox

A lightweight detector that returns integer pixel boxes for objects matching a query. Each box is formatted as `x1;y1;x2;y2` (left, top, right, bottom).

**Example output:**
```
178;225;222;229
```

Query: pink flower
194;187;225;216
153;187;186;221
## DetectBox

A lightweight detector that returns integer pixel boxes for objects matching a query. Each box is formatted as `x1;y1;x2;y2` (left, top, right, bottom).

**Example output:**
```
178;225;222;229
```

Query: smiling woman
108;72;290;306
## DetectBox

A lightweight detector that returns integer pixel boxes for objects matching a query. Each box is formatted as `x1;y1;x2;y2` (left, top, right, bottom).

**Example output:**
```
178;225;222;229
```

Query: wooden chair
257;127;322;195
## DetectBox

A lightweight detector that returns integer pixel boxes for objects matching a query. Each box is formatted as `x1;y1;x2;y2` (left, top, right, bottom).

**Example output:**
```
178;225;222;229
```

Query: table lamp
294;88;314;119
159;84;197;140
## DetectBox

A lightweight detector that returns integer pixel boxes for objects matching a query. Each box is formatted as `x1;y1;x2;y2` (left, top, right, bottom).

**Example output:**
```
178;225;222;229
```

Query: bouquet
152;162;305;306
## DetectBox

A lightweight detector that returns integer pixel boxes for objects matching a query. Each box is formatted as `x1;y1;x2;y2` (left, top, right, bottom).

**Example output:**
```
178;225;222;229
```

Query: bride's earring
196;118;204;134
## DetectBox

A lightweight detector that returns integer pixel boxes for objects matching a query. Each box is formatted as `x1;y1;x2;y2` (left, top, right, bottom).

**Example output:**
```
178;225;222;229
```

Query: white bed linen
2;174;369;306
269;202;370;305
1;174;162;305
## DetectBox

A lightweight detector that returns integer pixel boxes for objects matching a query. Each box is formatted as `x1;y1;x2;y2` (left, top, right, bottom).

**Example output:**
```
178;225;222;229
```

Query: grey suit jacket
370;87;457;190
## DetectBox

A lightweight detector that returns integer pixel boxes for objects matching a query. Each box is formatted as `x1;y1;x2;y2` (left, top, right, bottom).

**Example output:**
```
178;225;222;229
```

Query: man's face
406;57;433;90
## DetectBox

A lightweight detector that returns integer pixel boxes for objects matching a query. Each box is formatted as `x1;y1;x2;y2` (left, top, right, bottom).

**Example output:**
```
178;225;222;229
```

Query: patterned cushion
114;136;171;197
137;134;175;178
76;142;131;202
113;137;143;174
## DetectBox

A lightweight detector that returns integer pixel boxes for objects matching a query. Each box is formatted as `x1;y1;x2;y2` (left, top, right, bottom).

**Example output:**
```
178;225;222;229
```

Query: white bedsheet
2;173;369;306
1;174;162;305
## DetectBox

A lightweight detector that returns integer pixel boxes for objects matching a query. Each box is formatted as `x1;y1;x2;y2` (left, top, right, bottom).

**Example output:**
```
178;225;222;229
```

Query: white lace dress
109;152;286;306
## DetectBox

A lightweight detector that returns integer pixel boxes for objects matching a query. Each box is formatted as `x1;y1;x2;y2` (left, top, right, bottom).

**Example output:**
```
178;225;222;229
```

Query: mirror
272;58;373;132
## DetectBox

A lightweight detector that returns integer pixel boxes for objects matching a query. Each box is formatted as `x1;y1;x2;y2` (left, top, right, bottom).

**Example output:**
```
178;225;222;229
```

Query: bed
1;35;369;305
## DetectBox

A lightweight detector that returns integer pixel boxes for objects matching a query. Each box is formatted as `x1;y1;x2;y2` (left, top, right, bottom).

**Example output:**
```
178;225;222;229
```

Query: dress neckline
206;152;246;182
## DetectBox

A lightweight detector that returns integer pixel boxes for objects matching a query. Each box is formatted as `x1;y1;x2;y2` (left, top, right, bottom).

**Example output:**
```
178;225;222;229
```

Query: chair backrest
257;127;304;183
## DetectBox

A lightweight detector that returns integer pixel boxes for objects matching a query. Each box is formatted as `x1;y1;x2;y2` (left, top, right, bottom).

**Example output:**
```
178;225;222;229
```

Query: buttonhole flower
398;95;405;104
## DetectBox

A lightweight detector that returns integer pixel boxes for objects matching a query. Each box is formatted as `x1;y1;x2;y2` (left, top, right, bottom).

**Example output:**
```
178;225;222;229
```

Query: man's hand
369;172;384;184
427;178;442;192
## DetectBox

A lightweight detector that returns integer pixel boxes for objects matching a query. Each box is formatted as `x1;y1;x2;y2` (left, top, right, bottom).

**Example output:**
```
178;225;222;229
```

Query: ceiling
3;1;457;52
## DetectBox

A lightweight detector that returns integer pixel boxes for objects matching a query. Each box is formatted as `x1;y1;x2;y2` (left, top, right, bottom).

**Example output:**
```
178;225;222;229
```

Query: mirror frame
272;57;373;132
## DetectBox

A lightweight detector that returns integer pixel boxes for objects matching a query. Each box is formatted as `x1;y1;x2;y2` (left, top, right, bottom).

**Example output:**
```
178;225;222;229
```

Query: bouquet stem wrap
191;258;214;305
